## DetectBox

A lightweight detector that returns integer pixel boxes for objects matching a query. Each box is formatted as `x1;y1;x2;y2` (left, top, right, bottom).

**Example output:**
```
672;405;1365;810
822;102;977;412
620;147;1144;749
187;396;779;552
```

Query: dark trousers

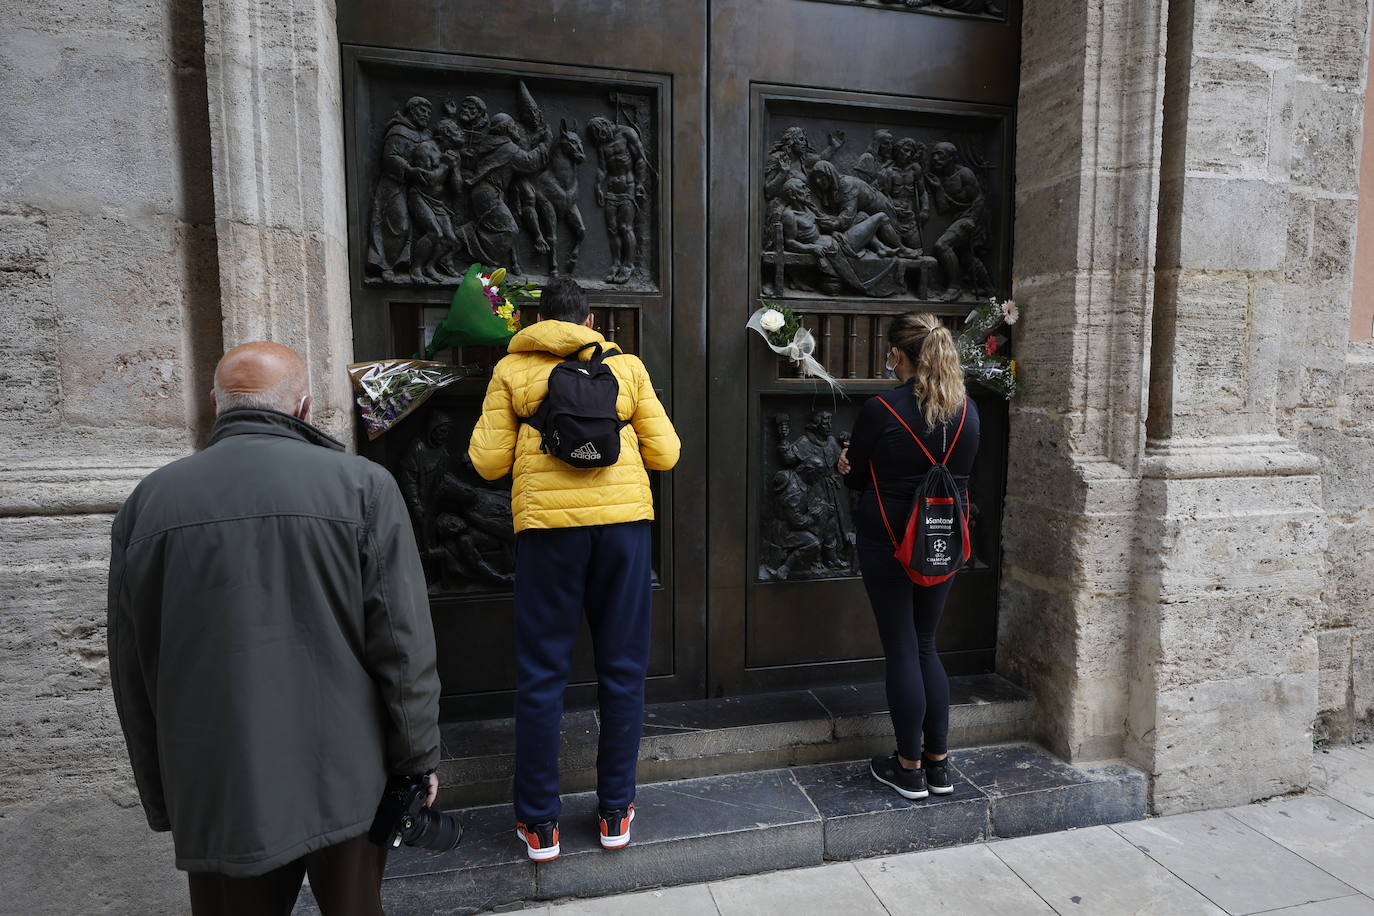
858;545;954;761
186;832;387;916
513;521;653;823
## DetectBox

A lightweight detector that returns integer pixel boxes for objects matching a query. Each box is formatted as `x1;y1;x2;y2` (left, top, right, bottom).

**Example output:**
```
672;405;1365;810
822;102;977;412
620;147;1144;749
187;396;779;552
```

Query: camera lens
403;806;463;852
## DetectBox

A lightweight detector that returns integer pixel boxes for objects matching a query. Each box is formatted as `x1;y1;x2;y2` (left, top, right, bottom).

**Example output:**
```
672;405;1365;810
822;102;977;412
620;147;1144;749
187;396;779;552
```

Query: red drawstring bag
868;397;970;586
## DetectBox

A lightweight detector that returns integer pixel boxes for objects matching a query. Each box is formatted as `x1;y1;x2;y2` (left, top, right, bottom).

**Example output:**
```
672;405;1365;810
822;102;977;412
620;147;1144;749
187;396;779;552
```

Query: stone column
201;0;355;443
1129;0;1326;812
1006;0;1355;814
1000;0;1168;762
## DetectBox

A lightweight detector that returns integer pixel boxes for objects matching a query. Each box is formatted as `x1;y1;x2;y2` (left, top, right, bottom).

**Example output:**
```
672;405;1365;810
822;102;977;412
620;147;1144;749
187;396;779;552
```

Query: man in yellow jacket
469;277;680;861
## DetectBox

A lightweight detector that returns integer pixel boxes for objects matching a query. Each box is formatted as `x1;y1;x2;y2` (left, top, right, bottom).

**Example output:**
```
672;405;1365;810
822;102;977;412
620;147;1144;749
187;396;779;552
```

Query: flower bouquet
746;301;844;393
347;359;476;440
957;297;1023;398
425;264;541;356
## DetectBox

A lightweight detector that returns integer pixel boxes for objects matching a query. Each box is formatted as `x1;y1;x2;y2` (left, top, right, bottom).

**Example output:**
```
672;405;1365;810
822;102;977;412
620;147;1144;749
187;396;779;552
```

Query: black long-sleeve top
843;383;981;550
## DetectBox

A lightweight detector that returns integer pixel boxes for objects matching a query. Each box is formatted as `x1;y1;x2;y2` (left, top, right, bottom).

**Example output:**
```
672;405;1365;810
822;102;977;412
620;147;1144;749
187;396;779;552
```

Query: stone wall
1276;0;1374;745
0;0;220;911
1005;0;1371;815
1307;346;1374;743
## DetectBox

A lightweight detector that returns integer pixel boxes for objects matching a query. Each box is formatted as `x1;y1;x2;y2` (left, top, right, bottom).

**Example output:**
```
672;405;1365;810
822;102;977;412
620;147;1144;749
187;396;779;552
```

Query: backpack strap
866;396;969;552
868;463;900;551
873;396;968;466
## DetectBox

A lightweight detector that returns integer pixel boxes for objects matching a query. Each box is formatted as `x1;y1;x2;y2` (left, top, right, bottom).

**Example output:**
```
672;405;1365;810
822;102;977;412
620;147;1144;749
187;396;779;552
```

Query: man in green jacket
107;341;441;915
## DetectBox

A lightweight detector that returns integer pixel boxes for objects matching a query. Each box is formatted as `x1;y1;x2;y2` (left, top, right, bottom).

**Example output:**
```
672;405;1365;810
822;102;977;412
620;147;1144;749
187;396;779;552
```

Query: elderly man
107;341;441;916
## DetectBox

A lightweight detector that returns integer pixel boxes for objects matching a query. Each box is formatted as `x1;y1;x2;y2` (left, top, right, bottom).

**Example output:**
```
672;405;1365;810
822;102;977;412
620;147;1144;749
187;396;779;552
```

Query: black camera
368;774;462;852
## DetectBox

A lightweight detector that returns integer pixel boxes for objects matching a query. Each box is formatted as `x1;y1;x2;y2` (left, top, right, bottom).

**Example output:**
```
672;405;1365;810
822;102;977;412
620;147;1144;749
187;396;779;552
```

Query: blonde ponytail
889;312;965;427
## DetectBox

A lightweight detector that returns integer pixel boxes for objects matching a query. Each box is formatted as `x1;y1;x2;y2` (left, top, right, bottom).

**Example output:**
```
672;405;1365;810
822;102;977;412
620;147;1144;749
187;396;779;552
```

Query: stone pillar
1128;0;1325;811
201;0;355;443
1000;0;1168;762
1006;0;1361;813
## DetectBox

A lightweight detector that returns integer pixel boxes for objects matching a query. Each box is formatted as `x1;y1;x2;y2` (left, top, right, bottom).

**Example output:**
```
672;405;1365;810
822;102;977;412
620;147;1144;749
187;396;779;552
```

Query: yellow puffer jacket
469;320;680;532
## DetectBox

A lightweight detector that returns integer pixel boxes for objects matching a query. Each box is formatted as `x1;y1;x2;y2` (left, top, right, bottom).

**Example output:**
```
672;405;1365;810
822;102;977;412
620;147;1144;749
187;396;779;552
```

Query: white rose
759;309;785;333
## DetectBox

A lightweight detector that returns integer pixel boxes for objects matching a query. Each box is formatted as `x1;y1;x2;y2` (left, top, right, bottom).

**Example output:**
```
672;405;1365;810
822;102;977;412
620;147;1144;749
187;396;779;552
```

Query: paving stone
814;674;1031;743
956;743;1089;795
957;744;1146;837
438;677;1033;807
1114;810;1357;915
380;865;538;916
349;738;1154;913
534;770;822;901
640;690;829;735
1228;795;1374;897
854;843;1056;915
385;802;530;879
1312;746;1374;818
792;758;989;859
637;691;833;760
373;802;536;916
546;883;720;915
442;711;600;781
709;862;886;916
1254;895;1374;915
990;824;1226;915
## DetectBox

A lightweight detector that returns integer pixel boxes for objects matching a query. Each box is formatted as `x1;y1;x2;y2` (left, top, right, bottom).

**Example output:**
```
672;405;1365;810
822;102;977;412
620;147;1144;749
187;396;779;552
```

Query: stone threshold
298;743;1144;916
438;674;1032;808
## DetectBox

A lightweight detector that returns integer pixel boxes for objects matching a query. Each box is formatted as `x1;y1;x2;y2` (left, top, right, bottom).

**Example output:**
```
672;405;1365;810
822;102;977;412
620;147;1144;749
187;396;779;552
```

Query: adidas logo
570;442;602;461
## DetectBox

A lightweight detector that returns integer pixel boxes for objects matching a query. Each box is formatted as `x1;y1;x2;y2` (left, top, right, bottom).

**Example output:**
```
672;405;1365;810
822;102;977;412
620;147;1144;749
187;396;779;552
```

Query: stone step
436;673;1032;808
300;743;1145;915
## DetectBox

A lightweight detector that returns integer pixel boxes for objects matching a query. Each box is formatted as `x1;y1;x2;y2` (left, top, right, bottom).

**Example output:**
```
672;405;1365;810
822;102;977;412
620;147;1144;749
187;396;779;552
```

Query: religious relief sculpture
761;123;995;302
926;141;994;301
533;119;587;277
363;78;656;289
861;0;1006;18
587;116;649;284
398;411;516;593
760;410;856;581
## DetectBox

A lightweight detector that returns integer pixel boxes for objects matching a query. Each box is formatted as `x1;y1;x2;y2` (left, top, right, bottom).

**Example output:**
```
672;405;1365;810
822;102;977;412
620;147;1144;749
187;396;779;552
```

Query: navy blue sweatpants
513;521;653;823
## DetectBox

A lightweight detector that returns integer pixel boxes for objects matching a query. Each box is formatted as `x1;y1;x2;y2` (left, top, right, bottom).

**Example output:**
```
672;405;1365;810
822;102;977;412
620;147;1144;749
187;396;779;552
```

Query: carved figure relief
759;408;857;580
762;120;1000;302
880;0;1004;16
362;74;658;291
398;410;516;593
587;116;649;284
834;0;1006;18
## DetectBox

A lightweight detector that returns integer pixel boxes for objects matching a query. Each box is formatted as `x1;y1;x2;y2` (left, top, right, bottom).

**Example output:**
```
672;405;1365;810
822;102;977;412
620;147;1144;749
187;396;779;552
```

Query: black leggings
858;545;954;760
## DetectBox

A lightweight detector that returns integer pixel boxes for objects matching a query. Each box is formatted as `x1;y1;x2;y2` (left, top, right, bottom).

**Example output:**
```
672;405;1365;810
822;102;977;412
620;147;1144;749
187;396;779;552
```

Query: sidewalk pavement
521;743;1374;915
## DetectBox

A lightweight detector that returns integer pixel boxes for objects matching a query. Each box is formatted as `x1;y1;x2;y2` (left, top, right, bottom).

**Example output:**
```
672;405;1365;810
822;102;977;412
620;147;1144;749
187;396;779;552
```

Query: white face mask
884;354;898;380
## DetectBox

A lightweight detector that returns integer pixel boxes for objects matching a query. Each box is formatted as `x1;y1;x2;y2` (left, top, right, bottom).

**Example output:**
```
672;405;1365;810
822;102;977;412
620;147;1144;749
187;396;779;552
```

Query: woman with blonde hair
837;312;980;799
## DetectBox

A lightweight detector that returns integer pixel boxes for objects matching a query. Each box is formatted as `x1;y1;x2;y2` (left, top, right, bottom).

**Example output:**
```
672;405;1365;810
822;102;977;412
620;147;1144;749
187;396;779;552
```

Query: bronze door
706;0;1020;694
338;2;709;717
339;0;1018;714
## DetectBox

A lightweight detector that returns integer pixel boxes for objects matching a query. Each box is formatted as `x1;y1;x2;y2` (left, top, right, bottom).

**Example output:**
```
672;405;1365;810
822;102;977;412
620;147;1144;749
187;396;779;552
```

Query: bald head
212;341;310;419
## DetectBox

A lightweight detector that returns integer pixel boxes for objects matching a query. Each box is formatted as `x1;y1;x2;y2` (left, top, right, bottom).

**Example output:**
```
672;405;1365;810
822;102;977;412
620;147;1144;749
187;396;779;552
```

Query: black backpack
523;342;627;468
868;396;971;585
